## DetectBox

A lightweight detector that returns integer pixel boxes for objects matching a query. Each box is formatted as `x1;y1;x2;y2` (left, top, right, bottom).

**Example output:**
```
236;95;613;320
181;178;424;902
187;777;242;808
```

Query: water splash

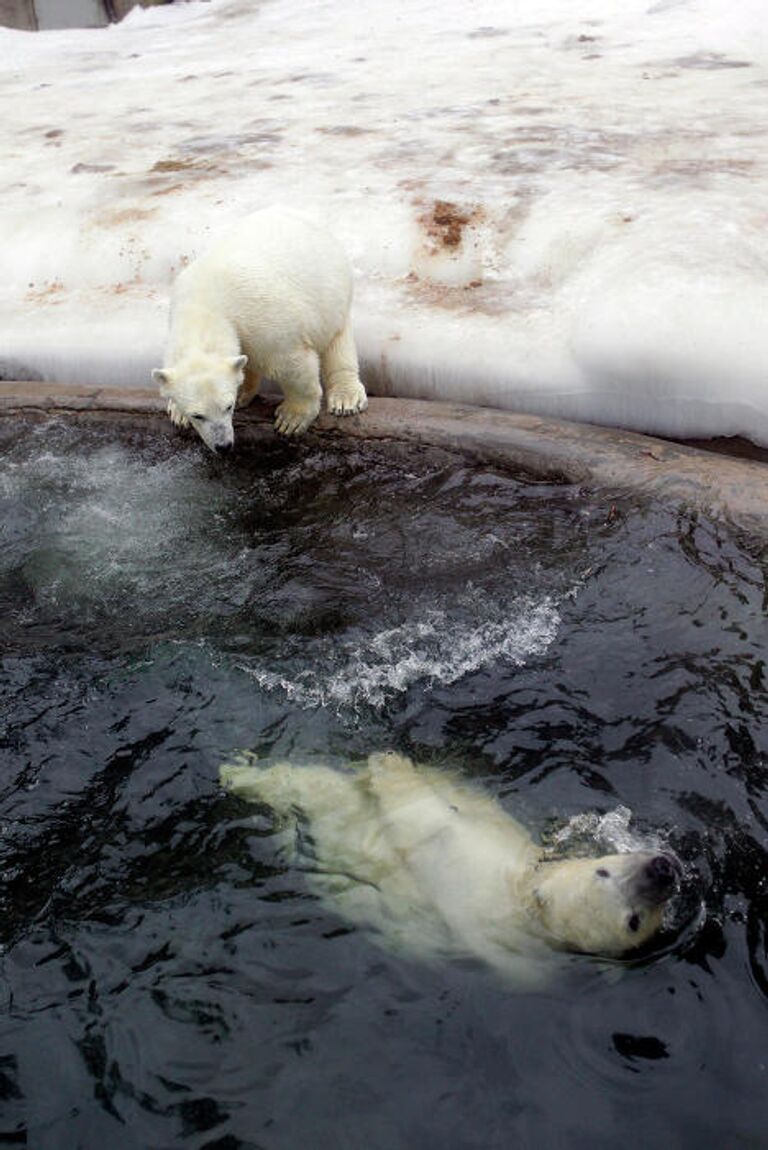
240;595;561;709
549;805;668;856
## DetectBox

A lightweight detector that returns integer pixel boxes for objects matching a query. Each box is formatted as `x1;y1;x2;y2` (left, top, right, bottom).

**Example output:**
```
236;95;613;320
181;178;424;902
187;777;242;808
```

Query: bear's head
152;353;247;452
527;851;680;956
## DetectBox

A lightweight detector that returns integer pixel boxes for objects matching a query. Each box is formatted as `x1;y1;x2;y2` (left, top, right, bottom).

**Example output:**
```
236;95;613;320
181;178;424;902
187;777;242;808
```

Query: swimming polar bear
219;751;680;985
152;206;367;451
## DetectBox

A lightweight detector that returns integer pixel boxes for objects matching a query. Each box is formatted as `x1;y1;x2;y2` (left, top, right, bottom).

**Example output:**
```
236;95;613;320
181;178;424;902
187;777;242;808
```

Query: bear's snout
639;853;681;905
204;422;235;453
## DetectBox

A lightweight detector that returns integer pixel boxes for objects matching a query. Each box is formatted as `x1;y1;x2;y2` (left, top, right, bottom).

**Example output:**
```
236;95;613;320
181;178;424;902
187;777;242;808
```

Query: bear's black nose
215;442;234;455
641;854;680;903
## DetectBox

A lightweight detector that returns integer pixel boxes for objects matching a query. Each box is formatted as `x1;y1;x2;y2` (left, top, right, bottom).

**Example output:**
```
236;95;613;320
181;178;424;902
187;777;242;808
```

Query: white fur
153;207;367;449
219;752;678;985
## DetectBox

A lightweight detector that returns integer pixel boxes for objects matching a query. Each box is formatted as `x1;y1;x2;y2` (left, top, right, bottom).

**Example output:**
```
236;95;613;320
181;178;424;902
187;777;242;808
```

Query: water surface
1;421;767;1148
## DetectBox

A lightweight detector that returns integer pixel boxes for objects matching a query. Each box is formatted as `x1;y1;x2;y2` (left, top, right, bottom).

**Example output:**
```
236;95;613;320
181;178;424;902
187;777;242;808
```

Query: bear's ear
152;368;174;394
229;355;248;373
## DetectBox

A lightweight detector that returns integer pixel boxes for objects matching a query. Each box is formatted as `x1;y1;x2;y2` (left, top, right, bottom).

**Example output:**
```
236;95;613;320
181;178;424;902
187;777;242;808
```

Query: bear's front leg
166;397;190;428
236;367;262;409
274;349;323;436
322;321;368;417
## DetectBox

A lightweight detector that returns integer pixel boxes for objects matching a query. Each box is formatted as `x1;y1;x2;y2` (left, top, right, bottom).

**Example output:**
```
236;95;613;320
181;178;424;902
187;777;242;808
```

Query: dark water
1;419;767;1149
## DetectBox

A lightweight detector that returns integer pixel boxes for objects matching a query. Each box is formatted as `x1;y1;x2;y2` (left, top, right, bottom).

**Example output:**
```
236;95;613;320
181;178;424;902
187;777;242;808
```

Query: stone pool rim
2;380;768;535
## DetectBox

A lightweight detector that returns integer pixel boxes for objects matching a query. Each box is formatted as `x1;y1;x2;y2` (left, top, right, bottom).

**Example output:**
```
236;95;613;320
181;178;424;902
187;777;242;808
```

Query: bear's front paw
167;398;190;428
220;751;260;794
327;380;368;417
236;376;262;409
274;400;321;437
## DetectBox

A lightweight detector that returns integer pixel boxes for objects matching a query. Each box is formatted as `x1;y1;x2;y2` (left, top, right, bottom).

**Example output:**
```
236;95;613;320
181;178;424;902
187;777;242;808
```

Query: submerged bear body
220;752;679;985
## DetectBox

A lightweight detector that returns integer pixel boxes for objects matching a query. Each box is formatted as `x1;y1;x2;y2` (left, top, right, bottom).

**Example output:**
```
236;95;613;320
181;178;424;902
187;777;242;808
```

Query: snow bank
1;0;766;441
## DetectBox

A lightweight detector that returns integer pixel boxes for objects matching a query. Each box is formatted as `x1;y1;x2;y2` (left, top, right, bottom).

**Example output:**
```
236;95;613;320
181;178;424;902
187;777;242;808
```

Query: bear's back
179;207;353;350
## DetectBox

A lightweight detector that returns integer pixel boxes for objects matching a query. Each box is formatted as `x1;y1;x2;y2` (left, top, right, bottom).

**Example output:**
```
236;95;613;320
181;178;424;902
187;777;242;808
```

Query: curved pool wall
3;380;768;537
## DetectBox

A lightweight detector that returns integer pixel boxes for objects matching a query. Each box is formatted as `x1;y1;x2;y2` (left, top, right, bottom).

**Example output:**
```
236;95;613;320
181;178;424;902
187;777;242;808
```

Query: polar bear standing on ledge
219;751;680;986
153;207;368;451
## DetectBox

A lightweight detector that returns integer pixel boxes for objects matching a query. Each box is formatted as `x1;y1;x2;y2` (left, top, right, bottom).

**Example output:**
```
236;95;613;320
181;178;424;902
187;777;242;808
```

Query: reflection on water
1;420;767;1148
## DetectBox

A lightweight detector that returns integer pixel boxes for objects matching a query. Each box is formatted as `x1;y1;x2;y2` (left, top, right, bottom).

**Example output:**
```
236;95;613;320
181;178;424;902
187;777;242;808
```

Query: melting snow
1;0;767;440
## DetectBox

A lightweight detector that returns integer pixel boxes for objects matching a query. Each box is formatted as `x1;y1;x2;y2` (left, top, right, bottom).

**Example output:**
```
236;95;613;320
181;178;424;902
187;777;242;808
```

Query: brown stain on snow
418;200;482;250
24;280;66;305
150;158;214;174
97;207;157;226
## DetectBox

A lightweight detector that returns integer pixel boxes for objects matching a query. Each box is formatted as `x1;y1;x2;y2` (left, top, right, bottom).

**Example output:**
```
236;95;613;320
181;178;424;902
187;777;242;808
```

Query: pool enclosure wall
0;0;165;31
3;381;768;538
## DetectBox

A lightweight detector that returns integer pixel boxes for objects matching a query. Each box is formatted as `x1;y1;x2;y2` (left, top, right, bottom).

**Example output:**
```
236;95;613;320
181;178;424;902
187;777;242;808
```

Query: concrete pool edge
2;380;768;534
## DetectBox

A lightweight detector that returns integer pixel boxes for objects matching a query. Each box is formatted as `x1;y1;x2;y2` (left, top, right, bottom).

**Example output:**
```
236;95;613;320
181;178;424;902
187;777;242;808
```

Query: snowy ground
1;0;766;442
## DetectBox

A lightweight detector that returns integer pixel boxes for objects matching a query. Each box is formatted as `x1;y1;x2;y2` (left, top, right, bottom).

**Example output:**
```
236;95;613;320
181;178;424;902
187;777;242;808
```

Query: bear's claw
274;400;320;436
167;398;190;428
327;381;368;417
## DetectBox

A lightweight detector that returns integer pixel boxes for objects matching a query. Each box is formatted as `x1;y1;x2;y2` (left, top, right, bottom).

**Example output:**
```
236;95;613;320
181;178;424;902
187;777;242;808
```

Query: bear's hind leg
322;320;368;417
274;348;323;436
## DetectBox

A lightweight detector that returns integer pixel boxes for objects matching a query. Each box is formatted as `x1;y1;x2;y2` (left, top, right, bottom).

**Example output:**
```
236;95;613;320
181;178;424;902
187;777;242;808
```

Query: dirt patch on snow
418;200;483;250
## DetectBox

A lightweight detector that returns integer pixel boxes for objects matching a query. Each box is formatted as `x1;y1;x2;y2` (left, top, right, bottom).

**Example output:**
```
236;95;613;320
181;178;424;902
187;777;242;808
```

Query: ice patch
240;595;561;709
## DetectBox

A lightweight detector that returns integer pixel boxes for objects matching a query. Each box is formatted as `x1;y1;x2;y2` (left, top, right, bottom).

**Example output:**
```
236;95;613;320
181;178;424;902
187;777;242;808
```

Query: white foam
1;0;766;439
1;428;246;616
241;595;561;709
550;805;667;856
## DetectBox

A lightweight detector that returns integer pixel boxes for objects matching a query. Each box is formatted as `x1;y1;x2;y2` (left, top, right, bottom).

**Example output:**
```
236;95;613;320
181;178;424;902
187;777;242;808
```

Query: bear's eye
628;913;641;933
191;413;207;422
224;402;234;413
596;868;610;878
